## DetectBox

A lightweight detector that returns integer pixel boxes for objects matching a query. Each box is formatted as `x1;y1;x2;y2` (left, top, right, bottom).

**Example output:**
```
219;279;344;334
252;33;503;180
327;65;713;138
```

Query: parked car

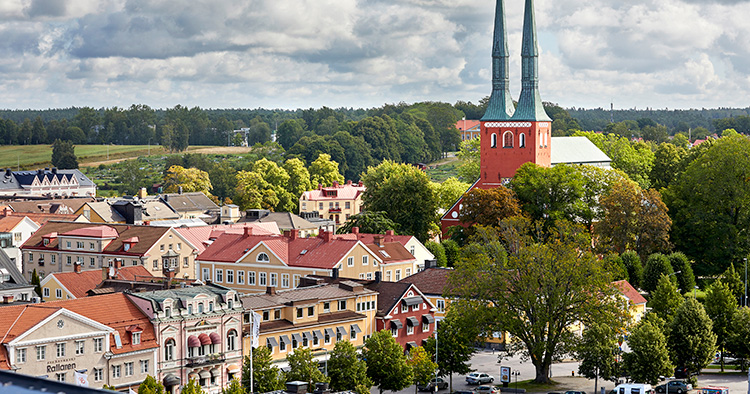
475;386;500;394
700;387;729;394
418;378;449;391
466;373;494;385
565;391;587;394
613;383;654;394
655;381;692;394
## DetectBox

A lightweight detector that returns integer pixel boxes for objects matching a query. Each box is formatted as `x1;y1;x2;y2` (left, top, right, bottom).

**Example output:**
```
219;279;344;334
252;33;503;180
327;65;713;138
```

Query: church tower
441;0;551;234
478;0;551;188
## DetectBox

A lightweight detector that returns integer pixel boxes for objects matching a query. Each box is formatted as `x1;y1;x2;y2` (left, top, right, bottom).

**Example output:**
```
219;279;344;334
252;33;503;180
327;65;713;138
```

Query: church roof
550;137;612;166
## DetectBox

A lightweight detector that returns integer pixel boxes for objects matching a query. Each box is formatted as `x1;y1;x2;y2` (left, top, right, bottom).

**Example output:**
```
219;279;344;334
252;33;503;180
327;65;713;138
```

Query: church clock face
57;319;65;329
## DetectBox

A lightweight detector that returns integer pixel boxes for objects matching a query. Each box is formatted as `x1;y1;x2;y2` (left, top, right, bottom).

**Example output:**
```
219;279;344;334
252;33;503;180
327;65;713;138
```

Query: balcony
328;208;342;213
185;353;226;367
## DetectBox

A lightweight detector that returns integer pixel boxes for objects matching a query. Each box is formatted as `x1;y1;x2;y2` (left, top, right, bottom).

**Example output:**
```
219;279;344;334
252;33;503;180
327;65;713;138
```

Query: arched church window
519;133;526;148
490;133;497;148
503;131;513;148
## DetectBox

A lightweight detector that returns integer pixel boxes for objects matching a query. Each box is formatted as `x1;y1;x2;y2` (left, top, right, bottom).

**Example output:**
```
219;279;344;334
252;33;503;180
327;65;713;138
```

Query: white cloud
0;0;748;110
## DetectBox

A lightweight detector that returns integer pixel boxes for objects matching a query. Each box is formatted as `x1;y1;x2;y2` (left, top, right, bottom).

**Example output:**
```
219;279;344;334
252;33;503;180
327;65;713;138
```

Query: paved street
372;349;750;394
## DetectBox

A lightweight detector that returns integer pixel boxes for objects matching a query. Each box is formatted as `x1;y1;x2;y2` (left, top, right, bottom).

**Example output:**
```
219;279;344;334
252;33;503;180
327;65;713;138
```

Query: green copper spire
511;0;551;121
481;0;514;121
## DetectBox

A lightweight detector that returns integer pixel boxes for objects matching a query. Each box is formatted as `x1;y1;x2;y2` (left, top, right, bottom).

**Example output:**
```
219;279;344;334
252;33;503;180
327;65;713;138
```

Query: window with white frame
257;253;270;262
227;330;237;351
249;271;256;285
94;338;103;352
407;325;414;335
226;270;234;284
237;270;245;284
338;300;346;310
270;273;277;287
56;343;65;357
281;274;289;288
140;360;149;374
391;327;398;337
124;362;134;376
347;257;354;267
51;255;56;264
437;299;445;312
405;268;411;277
294;274;301;287
94;368;103;382
401;303;408;313
395;269;401;281
112;365;121;379
132;332;141;345
56;373;66;382
216;269;224;282
16;348;26;363
423;322;430;332
75;340;84;355
36;345;46;360
43;287;50;297
165;339;175;361
259;272;267;286
362;256;368;265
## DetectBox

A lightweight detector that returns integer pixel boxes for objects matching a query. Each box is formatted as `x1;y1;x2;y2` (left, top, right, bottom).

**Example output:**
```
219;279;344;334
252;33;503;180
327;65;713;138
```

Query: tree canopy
363;330;413;394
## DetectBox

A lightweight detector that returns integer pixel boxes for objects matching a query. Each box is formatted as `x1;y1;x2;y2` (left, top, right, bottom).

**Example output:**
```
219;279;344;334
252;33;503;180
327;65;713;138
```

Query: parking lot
372;349;749;394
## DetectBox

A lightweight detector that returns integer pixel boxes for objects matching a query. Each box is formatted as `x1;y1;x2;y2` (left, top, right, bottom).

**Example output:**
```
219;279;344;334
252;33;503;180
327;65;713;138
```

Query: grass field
0;144;252;170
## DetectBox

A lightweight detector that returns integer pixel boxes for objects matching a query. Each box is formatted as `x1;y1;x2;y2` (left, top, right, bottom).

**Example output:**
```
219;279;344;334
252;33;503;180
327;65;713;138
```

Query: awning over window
227;364;241;374
198;370;211;379
163;373;181;387
210;368;221;377
313;330;324;339
198;333;211;345
422;314;435;324
390;319;403;329
406;317;419;326
325;328;336;338
209;332;222;345
188;372;199;380
303;332;314;342
336;326;348;336
266;337;278;347
350;324;362;334
279;335;291;345
292;333;303;343
406;341;417;349
187;335;200;348
402;296;422;306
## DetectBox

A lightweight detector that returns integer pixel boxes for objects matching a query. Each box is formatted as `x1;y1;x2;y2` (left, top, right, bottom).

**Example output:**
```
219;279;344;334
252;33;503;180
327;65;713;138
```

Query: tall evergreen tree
50;139;78;169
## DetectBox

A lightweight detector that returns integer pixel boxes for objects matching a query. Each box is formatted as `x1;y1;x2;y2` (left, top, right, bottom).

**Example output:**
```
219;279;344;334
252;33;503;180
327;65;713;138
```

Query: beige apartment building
196;229;385;293
299;181;365;225
241;280;378;365
0;293;158;392
21;221;199;281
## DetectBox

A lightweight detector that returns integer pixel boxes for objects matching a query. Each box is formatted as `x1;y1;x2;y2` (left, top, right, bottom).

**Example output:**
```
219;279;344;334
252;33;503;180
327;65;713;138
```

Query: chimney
266;286;276;295
3;295;12;304
332;181;339;187
346;180;352;185
385;230;394;236
102;267;109;281
74;262;82;274
318;184;323;190
165;269;176;285
424;259;436;269
4;168;11;177
331;268;339;279
374;235;384;247
178;186;183;194
285;229;299;240
243;227;253;237
352;227;359;235
321;230;333;243
51;167;57;174
375;271;381;283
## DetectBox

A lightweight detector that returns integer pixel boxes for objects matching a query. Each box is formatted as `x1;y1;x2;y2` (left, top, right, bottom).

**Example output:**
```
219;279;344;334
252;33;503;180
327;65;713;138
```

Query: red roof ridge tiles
48;265;153;298
612;280;647;305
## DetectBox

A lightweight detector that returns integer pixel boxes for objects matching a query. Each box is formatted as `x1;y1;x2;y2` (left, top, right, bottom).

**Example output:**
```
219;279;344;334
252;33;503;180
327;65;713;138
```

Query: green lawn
0;145;171;169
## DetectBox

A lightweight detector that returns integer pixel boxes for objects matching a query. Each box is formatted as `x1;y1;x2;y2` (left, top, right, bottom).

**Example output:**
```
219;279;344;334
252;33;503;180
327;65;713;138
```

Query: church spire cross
511;0;551;122
481;0;514;121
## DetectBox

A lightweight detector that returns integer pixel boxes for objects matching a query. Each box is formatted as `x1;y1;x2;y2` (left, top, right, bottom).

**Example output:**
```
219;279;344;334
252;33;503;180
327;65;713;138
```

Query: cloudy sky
1;0;749;111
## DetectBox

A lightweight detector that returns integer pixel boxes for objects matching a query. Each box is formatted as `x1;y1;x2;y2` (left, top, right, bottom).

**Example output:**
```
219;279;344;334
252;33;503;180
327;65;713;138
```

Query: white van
614;384;654;394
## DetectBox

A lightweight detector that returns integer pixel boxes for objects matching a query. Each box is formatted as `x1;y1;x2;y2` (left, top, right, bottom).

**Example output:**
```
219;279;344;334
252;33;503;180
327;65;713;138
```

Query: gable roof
365;281;415;316
0;249;29;286
22;221;182;257
176;223;280;254
5;198;94;214
44;266;153;299
364;241;415;264
398;267;451;296
241;281;377;311
0;216;26;232
300;181;366;201
456;119;481;131
335;230;415;248
612;280;647;305
197;231;367;269
239;211;318;231
83;201;126;222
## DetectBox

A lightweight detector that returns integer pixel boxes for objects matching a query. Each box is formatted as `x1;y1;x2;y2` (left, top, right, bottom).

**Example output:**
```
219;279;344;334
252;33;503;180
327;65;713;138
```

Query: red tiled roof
62;225;119;238
198;232;363;269
176;223;279;254
612;280;647;305
398;267;451;295
336;230;414;248
365;242;415;264
22;221;178;257
0;211;81;224
455;120;480;131
0;216;25;232
49;266;153;298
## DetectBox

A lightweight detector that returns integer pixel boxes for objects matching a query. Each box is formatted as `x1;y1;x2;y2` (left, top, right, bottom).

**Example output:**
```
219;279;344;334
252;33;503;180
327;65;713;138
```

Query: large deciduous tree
664;134;750;275
576;323;619;394
51;139;78;169
433;177;471;212
163;165;212;195
623;319;673;384
642;253;674;294
242;347;285;393
309;153;344;186
727;307;750;369
449;218;626;383
648;274;683;323
407;346;438;394
327;341;372;394
361;160;438;242
594;180;671;258
459;186;520;228
668;297;717;376
423;313;478;393
363;330;413;394
704;280;737;372
286;348;329;389
337;211;398;235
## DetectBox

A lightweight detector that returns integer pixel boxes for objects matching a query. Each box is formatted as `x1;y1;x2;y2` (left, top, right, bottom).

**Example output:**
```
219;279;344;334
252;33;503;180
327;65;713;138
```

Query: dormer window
256;253;270;262
124;244;131;252
132;332;141;345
